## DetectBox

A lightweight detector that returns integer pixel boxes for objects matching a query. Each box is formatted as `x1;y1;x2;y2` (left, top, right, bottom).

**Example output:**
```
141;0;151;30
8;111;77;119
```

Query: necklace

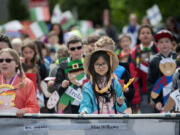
95;75;112;94
0;73;18;92
0;73;18;107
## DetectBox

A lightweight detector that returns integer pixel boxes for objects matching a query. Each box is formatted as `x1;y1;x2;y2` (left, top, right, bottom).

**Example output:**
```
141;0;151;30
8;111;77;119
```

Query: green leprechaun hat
65;60;83;74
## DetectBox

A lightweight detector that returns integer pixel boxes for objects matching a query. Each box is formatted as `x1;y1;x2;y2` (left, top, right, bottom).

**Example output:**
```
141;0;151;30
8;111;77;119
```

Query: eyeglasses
94;63;107;68
0;58;14;63
69;46;82;51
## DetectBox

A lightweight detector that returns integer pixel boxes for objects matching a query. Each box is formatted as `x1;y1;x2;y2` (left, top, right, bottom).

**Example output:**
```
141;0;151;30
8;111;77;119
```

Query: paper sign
40;81;51;98
65;86;82;102
47;91;59;109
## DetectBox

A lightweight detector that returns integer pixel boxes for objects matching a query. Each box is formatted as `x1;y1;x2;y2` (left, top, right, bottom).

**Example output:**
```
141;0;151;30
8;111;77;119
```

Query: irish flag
78;20;94;38
29;21;48;39
30;6;50;21
21;21;48;39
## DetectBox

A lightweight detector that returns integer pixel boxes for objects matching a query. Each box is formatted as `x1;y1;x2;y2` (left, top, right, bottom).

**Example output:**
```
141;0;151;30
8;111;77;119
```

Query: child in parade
21;39;45;110
147;29;177;112
79;49;127;114
50;23;64;44
39;41;52;72
34;40;49;81
53;35;85;114
0;48;39;117
129;25;159;112
47;31;60;63
116;34;132;72
87;33;100;53
115;34;135;113
11;38;22;56
48;45;69;93
96;36;134;113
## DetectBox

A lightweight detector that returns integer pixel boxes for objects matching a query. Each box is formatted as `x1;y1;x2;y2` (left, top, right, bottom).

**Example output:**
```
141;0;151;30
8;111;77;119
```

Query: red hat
155;29;173;41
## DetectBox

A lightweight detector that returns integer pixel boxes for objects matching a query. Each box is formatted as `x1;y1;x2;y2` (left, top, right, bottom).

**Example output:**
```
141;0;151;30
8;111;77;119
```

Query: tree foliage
48;0;180;32
109;0;180;31
8;0;29;20
48;0;60;15
50;0;109;26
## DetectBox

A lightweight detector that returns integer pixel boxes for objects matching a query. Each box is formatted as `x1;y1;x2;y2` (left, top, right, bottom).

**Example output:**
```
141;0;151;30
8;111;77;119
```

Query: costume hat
155;29;173;41
65;60;83;74
83;49;119;75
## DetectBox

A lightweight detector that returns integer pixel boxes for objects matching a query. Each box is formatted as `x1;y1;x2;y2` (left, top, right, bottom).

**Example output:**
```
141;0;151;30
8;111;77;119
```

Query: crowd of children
0;15;180;116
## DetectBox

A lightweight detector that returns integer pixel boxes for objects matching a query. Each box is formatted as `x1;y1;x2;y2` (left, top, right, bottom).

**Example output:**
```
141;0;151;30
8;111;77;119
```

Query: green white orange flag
29;21;48;39
30;6;50;21
78;20;94;38
20;21;48;39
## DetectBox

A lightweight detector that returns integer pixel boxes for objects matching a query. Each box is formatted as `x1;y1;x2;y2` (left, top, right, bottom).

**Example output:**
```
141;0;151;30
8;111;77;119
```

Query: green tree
48;0;60;15
49;0;180;32
109;0;180;31
55;0;110;26
8;0;29;20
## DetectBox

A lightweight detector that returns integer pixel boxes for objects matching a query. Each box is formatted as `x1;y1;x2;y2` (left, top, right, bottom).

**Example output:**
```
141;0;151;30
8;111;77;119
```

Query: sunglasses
0;58;14;63
69;46;82;51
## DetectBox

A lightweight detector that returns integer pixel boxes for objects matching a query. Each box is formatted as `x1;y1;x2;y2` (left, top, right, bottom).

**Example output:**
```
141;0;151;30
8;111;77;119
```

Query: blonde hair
11;38;22;46
47;31;58;39
0;48;25;88
118;34;132;42
57;45;69;59
95;36;115;51
87;34;100;44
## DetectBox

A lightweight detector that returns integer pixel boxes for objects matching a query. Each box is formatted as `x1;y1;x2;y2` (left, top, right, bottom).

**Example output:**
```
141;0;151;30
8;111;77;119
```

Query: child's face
68;42;83;61
94;56;108;76
0;52;18;76
139;28;153;45
48;35;59;45
42;48;47;58
52;25;60;35
158;37;172;55
22;47;35;61
119;37;131;50
89;42;96;52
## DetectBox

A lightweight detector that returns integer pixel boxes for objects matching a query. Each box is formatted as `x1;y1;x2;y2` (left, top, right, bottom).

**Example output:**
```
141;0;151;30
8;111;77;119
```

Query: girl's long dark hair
88;51;111;87
50;23;64;44
88;51;116;113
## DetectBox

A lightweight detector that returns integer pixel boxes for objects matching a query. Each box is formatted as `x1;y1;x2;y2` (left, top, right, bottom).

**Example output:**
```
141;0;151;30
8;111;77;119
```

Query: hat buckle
72;63;79;69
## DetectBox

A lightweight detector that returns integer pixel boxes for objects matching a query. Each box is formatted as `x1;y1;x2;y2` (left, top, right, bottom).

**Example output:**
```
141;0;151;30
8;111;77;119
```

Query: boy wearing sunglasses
52;35;84;114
